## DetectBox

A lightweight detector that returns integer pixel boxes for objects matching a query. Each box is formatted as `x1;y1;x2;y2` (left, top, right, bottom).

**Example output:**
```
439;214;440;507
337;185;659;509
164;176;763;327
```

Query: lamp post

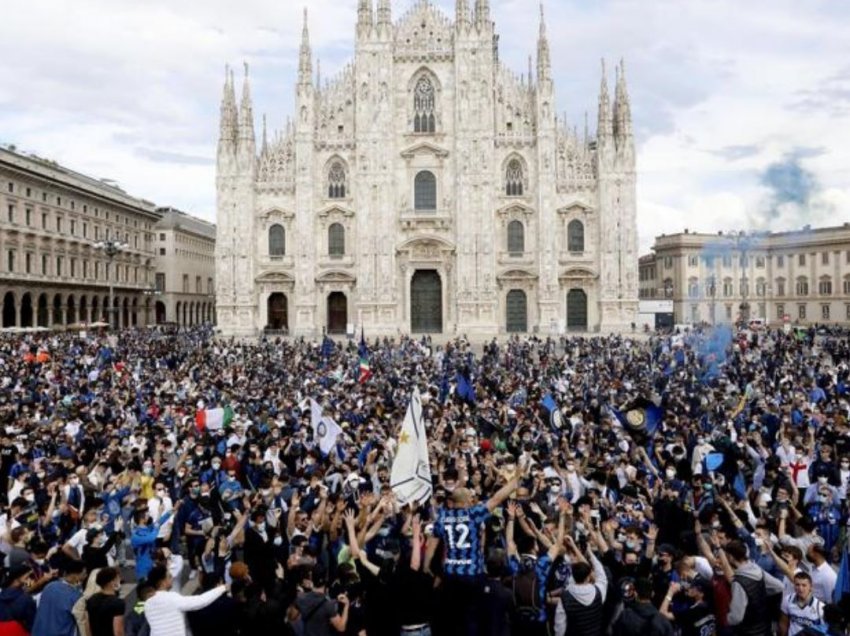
707;274;717;326
93;240;128;329
724;230;766;326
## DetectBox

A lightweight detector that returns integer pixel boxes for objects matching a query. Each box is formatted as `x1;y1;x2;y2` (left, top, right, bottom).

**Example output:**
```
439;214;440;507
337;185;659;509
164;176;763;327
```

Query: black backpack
512;557;541;622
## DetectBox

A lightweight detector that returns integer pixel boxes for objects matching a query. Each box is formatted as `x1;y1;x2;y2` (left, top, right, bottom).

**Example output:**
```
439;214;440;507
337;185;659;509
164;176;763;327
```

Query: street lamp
93;240;128;329
707;274;717;326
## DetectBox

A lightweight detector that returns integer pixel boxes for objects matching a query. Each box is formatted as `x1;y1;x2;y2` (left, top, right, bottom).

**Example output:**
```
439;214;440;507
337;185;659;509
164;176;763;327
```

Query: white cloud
0;0;848;254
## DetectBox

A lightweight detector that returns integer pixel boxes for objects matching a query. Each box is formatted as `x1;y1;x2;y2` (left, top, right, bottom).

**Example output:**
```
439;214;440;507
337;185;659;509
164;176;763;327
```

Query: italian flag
195;405;234;432
358;357;372;384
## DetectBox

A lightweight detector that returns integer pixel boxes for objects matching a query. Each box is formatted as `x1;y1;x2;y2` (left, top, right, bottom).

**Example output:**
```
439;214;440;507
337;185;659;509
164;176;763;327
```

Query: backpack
513;558;541;622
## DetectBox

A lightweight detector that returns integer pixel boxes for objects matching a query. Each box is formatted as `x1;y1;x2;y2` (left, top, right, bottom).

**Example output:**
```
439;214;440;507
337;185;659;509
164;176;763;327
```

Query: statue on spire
474;0;490;28
376;0;391;30
218;64;238;146
456;0;470;28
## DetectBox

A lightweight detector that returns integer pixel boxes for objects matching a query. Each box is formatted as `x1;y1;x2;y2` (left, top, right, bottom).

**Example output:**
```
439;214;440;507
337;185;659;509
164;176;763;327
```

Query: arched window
567;220;584;253
414;171;437;211
413;76;436;133
818;276;832;295
329;223;345;257
507;220;524;255
328;161;346;199
505;159;524;196
268;224;285;256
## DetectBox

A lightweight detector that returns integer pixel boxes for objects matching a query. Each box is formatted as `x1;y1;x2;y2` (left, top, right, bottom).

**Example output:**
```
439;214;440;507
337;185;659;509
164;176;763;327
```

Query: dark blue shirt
434;503;490;577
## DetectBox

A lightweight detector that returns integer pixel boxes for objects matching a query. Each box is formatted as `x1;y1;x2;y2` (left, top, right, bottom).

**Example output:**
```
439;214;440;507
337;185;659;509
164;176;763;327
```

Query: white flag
309;399;342;456
390;388;432;506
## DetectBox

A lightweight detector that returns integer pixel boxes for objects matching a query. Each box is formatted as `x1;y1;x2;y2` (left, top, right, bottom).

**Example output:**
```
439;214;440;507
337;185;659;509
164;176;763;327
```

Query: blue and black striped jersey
434;503;490;577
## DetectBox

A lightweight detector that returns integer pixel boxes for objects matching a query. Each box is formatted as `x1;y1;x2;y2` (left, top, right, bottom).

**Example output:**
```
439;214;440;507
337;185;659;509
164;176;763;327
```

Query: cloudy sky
1;0;848;251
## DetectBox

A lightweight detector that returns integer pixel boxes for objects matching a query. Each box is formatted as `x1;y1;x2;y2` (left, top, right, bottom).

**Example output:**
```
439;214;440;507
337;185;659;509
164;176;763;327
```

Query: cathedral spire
376;0;391;32
597;58;612;141
474;0;490;28
358;0;373;34
261;114;268;154
298;7;312;86
456;0;470;28
218;64;238;144
614;58;633;141
238;62;255;146
537;3;551;83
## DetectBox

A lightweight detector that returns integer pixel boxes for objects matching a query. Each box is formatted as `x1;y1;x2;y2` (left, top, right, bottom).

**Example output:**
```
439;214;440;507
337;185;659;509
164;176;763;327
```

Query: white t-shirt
781;592;824;636
810;561;837;604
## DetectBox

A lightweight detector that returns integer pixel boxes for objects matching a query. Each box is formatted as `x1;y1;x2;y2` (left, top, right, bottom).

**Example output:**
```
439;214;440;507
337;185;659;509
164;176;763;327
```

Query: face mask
190;487;200;496
36;472;45;480
818;476;828;485
626;540;638;550
211;463;221;470
273;536;283;546
665;469;676;479
255;522;266;532
177;471;186;479
549;485;560;494
819;494;829;503
261;489;271;497
305;459;315;467
565;465;575;473
711;521;721;529
200;492;210;500
842;463;850;470
69;478;79;486
143;467;153;476
24;494;34;503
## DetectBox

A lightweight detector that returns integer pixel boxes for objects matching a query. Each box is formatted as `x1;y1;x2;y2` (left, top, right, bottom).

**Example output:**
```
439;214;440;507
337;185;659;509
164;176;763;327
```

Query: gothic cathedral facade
215;0;638;337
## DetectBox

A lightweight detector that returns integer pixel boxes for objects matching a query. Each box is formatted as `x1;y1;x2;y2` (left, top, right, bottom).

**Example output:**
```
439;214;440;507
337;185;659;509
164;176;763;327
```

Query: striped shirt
144;586;226;636
434;503;490;577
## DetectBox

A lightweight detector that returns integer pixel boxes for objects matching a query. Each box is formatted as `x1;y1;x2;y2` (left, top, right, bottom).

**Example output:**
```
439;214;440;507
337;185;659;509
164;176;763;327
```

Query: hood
296;591;327;615
630;602;659;619
735;561;765;581
565;583;599;606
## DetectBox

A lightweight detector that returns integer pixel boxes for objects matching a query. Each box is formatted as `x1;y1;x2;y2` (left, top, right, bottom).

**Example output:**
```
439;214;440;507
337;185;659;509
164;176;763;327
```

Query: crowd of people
0;323;847;636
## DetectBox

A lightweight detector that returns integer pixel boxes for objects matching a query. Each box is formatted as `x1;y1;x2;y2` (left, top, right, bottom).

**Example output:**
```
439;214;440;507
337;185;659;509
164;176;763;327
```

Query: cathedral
215;0;638;337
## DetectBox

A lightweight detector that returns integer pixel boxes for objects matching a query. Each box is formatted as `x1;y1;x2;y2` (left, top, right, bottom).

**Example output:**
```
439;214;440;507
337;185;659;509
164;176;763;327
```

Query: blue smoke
761;151;818;212
697;324;733;382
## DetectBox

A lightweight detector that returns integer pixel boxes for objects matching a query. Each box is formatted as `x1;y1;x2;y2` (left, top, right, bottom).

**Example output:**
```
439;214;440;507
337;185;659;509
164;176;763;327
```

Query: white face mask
818;476;828;485
665;469;676;479
273;536;283;546
255;522;266;533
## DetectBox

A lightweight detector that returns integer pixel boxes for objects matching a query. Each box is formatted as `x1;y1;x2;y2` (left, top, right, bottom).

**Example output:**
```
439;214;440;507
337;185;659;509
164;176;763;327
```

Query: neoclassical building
215;0;638;337
0;146;161;329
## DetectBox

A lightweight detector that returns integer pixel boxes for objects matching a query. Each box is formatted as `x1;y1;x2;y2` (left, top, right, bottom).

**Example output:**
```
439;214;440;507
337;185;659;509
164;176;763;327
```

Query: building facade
153;207;216;326
641;225;850;325
0;146;161;329
215;0;638;337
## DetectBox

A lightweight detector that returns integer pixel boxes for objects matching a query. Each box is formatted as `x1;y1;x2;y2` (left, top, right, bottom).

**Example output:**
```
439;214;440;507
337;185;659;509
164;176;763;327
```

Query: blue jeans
401;628;431;636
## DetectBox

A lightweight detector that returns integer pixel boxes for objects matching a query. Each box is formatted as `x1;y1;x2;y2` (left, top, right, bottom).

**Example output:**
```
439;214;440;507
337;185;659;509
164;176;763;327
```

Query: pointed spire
614;57;632;141
298;7;312;86
238;62;255;145
474;0;490;28
528;55;533;87
537;3;551;83
218;64;238;143
377;0;391;31
456;0;469;28
598;58;612;141
358;0;373;33
316;58;321;90
261;114;268;154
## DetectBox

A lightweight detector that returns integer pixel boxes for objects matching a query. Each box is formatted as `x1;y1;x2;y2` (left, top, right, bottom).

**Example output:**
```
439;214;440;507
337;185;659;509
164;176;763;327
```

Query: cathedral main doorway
506;290;528;333
327;292;347;334
411;270;442;333
566;289;588;331
267;293;288;331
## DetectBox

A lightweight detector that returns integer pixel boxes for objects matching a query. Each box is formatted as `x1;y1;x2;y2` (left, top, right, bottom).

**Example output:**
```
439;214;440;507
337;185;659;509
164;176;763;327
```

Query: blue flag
834;546;850;603
704;452;724;473
456;372;476;405
540;393;562;430
733;472;747;500
321;335;335;359
612;401;663;439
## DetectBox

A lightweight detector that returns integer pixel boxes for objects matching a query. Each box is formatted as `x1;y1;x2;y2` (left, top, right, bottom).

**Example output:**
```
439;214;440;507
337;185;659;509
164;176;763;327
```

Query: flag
321;335;335;359
438;372;450;405
611;400;663;440
390;388;432;506
509;387;528;408
732;472;747;500
358;329;372;384
704;452;725;472
456;371;477;405
195;405;234;432
308;398;342;456
834;546;850;604
540;393;563;430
